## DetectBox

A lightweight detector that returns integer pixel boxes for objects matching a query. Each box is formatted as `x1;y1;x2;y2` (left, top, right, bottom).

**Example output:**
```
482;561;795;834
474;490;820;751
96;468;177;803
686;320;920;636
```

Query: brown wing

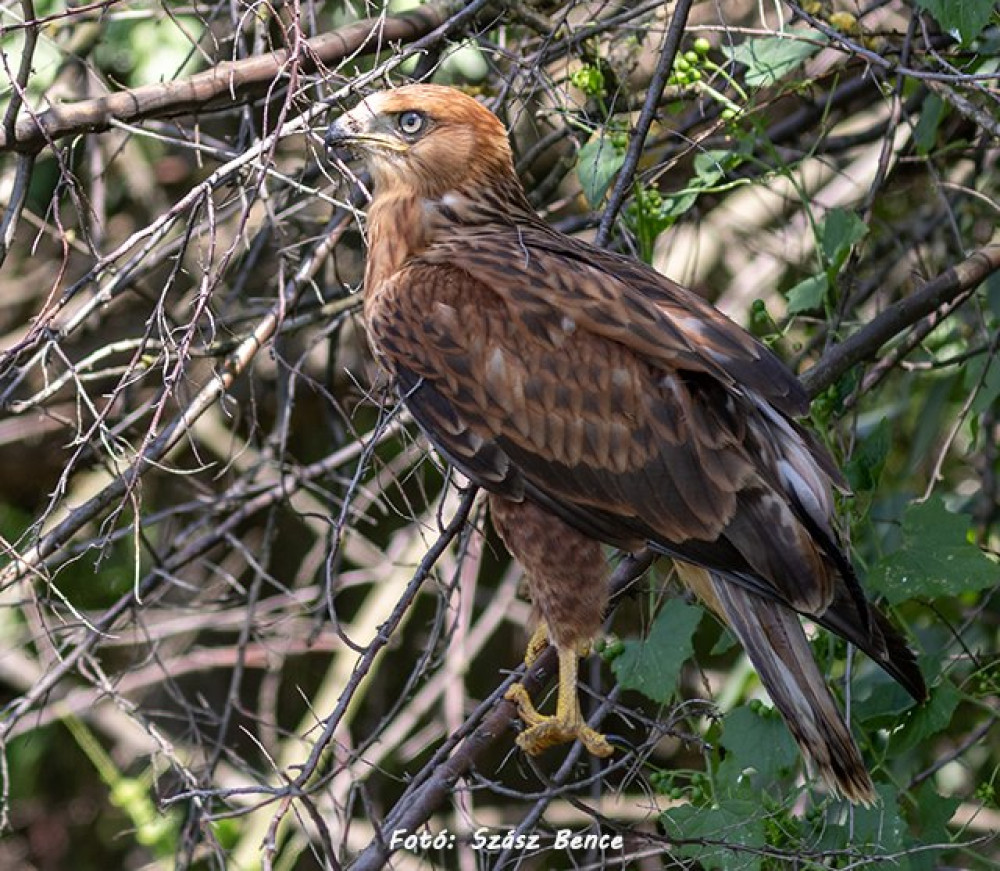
368;250;840;618
420;222;811;419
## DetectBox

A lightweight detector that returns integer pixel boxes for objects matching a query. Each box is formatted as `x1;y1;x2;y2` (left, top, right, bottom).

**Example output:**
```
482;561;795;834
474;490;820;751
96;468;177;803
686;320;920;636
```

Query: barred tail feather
677;563;876;804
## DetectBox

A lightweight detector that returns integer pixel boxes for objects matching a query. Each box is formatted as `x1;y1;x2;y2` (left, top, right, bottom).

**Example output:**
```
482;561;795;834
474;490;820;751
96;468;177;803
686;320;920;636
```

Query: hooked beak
325;111;408;161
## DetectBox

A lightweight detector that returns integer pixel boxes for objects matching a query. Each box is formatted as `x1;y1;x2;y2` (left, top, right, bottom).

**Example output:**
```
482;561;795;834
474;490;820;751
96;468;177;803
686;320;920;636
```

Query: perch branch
349;550;655;871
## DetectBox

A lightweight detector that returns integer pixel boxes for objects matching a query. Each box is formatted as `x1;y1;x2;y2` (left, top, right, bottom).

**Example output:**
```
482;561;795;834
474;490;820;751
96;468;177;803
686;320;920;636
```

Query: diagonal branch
801;234;1000;397
595;0;693;247
0;3;461;154
348;549;655;871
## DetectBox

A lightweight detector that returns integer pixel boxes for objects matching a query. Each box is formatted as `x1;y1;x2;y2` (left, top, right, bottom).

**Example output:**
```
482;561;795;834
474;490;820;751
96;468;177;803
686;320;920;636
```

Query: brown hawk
325;83;925;803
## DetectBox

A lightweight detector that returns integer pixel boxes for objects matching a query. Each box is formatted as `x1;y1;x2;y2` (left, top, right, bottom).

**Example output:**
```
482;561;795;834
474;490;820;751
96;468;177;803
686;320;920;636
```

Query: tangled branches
0;1;998;868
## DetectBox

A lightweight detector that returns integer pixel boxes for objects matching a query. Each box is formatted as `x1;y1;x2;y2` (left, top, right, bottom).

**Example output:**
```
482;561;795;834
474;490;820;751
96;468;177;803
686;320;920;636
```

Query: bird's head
325;84;523;205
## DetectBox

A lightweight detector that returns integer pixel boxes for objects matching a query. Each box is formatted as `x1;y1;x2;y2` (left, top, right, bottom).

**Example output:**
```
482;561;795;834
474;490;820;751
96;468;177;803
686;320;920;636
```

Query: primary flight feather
325;83;926;802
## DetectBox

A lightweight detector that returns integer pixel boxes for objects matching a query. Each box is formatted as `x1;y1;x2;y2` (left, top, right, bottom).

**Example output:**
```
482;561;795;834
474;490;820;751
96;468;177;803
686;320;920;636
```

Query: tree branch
595;0;693;246
0;3;460;153
801;234;1000;397
349;549;654;871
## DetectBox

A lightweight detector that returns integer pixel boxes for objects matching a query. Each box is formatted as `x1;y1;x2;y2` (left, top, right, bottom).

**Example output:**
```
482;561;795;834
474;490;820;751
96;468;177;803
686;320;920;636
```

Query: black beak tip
324;122;344;153
324;123;355;165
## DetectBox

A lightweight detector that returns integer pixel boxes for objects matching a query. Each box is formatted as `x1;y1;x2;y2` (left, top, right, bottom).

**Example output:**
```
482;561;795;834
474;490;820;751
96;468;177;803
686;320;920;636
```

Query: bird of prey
325;83;926;803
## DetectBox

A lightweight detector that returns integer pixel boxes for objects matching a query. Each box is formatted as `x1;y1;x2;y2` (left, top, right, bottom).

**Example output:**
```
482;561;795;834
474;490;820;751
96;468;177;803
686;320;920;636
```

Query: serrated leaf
821;208;868;269
867;497;998;604
892;682;960;753
719;705;799;784
785;273;828;314
576;136;625;207
661;800;765;871
915;0;993;44
611;599;701;704
912;779;961;842
821;784;907;852
725;31;825;87
844;417;891;493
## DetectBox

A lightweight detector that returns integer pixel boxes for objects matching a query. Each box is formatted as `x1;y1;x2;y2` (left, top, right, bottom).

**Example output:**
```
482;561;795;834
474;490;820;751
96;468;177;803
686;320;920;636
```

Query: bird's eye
397;110;426;137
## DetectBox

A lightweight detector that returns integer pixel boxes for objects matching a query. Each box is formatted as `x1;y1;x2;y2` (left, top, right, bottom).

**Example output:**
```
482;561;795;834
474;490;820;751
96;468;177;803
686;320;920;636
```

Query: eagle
325;83;925;803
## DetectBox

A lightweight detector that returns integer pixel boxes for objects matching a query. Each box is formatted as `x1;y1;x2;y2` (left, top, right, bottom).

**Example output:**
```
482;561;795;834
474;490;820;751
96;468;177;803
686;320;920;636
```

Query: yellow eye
398;110;425;137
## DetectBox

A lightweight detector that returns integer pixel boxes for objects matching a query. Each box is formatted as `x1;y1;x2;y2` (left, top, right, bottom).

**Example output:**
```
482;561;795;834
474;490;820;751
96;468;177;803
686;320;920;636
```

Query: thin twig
594;0;694;247
801;234;1000;396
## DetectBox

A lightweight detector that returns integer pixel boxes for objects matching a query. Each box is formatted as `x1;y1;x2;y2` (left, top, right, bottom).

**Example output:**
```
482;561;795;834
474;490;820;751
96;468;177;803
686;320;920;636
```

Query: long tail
677;563;876;803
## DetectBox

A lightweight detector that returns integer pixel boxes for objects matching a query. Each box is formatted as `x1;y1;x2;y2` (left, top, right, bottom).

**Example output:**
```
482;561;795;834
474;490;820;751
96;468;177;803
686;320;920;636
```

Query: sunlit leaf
725;31;825;87
785;273;828;314
821;208;868;269
577;136;625;207
915;0;994;43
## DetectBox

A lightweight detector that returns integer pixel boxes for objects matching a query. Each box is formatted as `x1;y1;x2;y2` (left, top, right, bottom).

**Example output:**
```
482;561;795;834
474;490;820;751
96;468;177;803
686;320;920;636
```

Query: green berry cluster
670;37;744;120
668;38;711;87
650;769;714;804
570;64;606;99
594;634;625;662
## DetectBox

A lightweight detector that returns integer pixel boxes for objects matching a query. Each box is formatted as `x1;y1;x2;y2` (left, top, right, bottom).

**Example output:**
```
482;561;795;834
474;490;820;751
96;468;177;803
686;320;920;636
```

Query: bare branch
0;3;461;153
801;233;1000;397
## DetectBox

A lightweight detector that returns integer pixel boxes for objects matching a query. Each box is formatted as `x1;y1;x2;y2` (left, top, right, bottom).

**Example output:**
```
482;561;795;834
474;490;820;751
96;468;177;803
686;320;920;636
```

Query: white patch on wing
778;458;831;530
610;367;631;389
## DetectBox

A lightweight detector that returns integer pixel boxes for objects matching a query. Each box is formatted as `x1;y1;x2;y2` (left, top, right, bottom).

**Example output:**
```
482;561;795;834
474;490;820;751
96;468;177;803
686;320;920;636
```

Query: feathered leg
490;495;613;757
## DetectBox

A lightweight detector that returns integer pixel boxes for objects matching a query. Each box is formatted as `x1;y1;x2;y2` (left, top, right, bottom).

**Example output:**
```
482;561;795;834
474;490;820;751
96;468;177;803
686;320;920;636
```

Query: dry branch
801;233;1000;396
0;3;460;153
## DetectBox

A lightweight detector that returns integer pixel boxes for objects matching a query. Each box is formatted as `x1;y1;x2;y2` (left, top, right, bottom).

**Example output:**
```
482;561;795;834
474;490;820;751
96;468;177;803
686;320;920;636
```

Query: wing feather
420;223;809;417
366;254;841;611
372;250;926;703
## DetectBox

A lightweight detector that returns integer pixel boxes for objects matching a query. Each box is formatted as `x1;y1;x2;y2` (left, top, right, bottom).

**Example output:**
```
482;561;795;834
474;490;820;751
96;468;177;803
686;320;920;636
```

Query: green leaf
914;0;994;44
692;149;743;186
785;273;828;314
892;682;960;753
661;800;765;871
821;208;868;269
914;93;947;156
867;497;999;604
912;779;961;842
577;135;625;207
725;31;825;87
661;189;699;219
844;417;891;493
718;705;799;786
823;784;908;852
612;599;702;703
986;272;1000;321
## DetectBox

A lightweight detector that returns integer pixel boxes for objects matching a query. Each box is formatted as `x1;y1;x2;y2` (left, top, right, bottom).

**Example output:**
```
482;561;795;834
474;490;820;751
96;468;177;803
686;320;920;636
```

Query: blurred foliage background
0;0;998;868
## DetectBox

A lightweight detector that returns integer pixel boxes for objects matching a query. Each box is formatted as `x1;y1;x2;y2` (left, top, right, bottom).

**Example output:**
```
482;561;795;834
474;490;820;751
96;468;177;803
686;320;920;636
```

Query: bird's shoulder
403;221;809;417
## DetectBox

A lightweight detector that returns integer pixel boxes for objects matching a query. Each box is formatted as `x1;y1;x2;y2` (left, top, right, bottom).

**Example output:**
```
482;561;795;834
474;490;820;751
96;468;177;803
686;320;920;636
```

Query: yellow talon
523;624;549;667
505;643;613;758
